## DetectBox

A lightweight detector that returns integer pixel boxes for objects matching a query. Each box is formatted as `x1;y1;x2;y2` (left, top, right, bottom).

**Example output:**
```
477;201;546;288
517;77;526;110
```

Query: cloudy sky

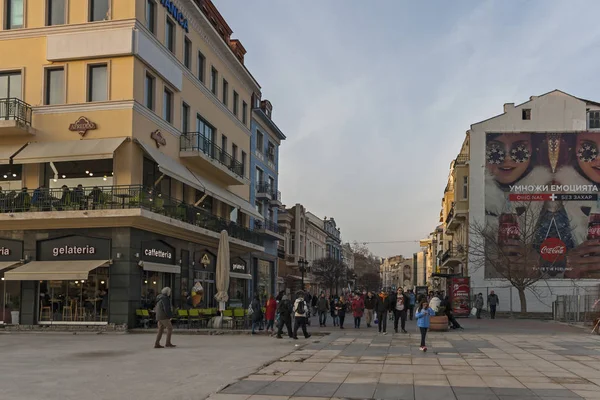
215;0;600;258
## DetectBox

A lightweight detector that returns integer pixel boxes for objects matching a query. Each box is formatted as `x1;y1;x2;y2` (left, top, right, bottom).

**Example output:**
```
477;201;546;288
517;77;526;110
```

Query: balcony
441;246;464;267
446;202;468;231
255;218;285;240
0;184;263;249
0;98;35;136
256;182;272;200
455;154;469;164
270;190;282;207
180;133;246;185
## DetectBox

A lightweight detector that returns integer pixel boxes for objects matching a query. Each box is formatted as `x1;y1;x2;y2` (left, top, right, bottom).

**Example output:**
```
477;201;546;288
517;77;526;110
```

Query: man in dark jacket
364;292;376;328
251;294;263;334
276;295;293;339
488;291;499;319
154;287;175;348
375;290;391;335
390;287;409;333
317;293;330;327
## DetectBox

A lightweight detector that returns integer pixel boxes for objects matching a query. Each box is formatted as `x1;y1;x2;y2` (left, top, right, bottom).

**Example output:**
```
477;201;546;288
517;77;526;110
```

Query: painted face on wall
576;132;600;184
486;133;532;185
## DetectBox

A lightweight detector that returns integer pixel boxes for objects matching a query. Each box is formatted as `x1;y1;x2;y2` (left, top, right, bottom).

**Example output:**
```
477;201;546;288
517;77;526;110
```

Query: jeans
408;305;414;320
393;309;407;332
378;311;388;332
293;316;309;338
419;327;428;347
332;315;339;326
365;309;374;326
266;319;274;331
490;305;497;319
339;315;345;328
354;316;361;328
277;317;292;338
155;319;173;345
252;321;260;333
318;310;327;326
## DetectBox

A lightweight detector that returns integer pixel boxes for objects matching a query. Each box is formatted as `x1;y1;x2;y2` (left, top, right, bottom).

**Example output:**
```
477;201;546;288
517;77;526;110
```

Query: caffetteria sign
161;0;189;32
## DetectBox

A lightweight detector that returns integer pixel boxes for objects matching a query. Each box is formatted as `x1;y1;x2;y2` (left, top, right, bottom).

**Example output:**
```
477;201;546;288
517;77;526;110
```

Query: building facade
379;255;412;290
0;0;268;326
276;203;308;292
324;217;341;261
306;211;326;265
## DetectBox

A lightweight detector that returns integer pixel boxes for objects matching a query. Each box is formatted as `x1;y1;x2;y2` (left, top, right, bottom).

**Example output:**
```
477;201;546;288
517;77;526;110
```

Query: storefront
229;257;251;308
256;258;275;301
191;250;217;308
139;240;179;310
5;235;111;325
0;239;23;324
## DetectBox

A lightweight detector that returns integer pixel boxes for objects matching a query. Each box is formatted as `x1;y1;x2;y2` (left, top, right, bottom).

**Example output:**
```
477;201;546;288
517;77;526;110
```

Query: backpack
247;303;254;316
296;300;305;315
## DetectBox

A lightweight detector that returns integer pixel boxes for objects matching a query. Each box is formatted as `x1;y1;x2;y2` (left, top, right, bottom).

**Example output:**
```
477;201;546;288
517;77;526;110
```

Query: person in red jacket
265;295;277;334
351;293;365;329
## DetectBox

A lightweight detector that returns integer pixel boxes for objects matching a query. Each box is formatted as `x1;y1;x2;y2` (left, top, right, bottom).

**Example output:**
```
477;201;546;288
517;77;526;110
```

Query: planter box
430;315;448;332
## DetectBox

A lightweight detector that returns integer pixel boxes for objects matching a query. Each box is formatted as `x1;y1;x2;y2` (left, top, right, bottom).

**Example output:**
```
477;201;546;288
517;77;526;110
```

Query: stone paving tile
221;380;271;395
207;395;250;400
247;396;289;400
373;383;414;400
532;388;583;398
414;385;456;400
344;371;380;384
491;387;537;396
293;382;341;398
333;382;377;399
256;381;304;396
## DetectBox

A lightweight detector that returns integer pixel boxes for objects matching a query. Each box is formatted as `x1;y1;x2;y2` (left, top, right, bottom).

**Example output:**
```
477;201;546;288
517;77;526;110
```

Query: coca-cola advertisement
449;277;470;316
485;132;600;279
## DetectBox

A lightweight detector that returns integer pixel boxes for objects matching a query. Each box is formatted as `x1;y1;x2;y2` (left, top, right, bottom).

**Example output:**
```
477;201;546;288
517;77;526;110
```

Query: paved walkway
210;318;600;400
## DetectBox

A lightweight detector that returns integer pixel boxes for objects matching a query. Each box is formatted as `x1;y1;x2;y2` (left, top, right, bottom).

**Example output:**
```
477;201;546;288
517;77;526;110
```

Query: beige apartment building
0;0;266;327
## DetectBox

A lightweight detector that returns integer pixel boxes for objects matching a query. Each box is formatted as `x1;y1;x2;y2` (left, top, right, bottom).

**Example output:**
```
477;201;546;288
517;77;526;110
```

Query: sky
215;0;600;258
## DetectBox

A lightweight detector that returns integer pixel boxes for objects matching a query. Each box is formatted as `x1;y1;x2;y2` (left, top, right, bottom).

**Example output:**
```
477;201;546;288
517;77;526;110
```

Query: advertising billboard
485;132;600;279
449;277;470;316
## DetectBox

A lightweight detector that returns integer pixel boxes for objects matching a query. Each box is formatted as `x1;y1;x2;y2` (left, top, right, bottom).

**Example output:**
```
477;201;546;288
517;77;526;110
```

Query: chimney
228;39;246;64
260;100;273;119
503;103;514;113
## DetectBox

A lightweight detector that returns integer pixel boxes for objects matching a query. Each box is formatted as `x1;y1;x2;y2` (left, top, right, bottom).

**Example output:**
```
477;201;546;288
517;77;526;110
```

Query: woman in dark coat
251;294;263;334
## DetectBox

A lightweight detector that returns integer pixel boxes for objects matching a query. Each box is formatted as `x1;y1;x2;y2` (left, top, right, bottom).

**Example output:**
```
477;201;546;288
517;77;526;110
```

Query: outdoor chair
136;309;150;328
177;309;189;328
233;308;246;329
188;308;201;328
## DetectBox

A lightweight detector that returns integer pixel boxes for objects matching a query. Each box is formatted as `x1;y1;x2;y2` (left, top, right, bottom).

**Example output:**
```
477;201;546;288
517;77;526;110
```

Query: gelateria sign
161;0;189;32
38;235;111;261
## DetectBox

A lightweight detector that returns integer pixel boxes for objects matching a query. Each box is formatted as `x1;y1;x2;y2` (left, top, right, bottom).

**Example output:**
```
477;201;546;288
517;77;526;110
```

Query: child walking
415;300;435;352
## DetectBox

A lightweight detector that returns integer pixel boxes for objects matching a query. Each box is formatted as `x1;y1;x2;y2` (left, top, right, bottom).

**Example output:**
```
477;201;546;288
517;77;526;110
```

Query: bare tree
311;258;347;294
359;271;381;292
469;201;572;313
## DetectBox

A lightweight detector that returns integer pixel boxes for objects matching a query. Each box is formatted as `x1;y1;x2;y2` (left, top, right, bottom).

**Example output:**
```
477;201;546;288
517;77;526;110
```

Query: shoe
154;344;164;349
402;329;407;334
276;335;282;339
305;334;312;339
340;326;344;329
367;324;371;328
383;332;387;335
419;346;424;351
395;329;398;333
423;346;428;352
166;344;176;348
293;336;298;340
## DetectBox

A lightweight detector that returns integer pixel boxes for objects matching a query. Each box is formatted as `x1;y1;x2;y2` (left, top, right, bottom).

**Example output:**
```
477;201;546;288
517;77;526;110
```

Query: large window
144;73;155;110
47;0;65;26
165;18;175;53
184;37;192;69
89;0;109;22
267;142;275;162
256;130;264;153
196;115;215;142
256;167;264;185
145;0;156;34
242;101;248;125
210;67;218;95
462;176;468;200
181;102;190;133
163;87;173;123
87;64;108;102
0;71;22;99
5;0;24;29
44;67;65;105
233;91;239;116
222;79;228;106
141;271;174;310
241;151;246;177
192;270;215;308
197;51;206;83
590;111;600;129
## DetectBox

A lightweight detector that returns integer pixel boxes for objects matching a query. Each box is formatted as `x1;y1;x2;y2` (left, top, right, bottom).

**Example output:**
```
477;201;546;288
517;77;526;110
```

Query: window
146;0;156;33
210;67;218;95
462;176;468;200
47;0;65;26
231;143;238;163
197;51;205;83
255;200;262;215
44;67;65;105
522;108;531;120
256;130;264;153
222;79;228;106
267;142;275;162
221;135;227;162
0;71;22;99
182;102;190;133
268;176;275;192
590;111;600;129
87;64;108;102
6;0;24;29
165;18;175;52
233;91;239;116
144;73;155;110
89;0;109;22
242;101;248;125
163;87;173;123
184;37;192;69
196;114;215;143
256;167;264;185
241;151;247;177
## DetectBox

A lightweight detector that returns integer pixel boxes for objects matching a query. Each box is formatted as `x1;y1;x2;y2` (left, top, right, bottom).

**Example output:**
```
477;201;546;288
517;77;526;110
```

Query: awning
230;272;252;280
4;260;110;281
0;261;21;273
140;261;181;274
0;144;27;164
136;140;263;220
12;138;128;164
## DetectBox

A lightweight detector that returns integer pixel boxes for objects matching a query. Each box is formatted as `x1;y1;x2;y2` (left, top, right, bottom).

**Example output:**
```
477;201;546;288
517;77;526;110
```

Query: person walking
276;294;293;339
293;291;311;339
364;291;376;327
154;287;176;349
416;299;435;352
265;295;277;334
251;294;263;334
352;293;365;328
390;287;409;334
443;295;463;330
336;296;348;329
311;293;318;316
408;290;416;320
317;292;329;327
375;289;391;335
475;293;484;319
488;291;499;319
331;296;340;327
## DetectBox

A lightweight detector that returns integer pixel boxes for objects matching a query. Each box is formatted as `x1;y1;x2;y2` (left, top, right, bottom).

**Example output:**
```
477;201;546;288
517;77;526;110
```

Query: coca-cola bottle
587;213;600;240
498;213;520;245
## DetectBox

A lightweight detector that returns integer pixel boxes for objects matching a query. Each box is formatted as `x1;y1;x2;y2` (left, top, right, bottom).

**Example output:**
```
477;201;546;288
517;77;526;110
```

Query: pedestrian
154;287;176;349
265;294;277;334
276;295;293;339
375;289;391;335
352;293;364;328
416;299;435;352
331;297;340;327
364;291;376;327
390;287;409;334
336;296;348;329
475;293;484;319
317;292;329;327
443;295;463;330
311;292;318;315
488;291;499;319
293;291;311;339
408;290;416;320
251;294;263;334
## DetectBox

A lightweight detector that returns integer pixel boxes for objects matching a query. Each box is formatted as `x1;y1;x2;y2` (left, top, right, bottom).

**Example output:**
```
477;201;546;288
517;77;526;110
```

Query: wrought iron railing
271;190;281;202
255;218;284;235
256;181;271;194
180;133;245;178
0;185;262;246
446;204;454;223
0;98;32;125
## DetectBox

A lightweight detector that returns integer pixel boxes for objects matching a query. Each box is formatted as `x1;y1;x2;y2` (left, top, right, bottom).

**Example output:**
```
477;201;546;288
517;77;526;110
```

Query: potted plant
430;305;448;332
10;297;20;325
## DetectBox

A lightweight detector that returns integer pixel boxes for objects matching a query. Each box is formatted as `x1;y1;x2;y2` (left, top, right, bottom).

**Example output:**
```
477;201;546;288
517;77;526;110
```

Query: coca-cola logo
540;238;567;262
588;225;600;237
500;225;520;236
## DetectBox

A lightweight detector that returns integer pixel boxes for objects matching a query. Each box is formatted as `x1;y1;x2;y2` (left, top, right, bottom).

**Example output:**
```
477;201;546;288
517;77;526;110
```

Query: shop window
257;260;272;300
192;270;215;308
1;276;20;324
228;276;247;309
0;164;23;192
141;270;173;309
45;159;113;190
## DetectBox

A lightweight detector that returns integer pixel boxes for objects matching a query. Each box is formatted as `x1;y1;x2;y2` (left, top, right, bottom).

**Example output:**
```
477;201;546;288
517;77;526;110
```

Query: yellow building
0;0;266;327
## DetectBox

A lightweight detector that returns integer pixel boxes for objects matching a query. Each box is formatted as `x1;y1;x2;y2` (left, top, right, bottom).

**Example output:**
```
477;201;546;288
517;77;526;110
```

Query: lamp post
298;258;309;291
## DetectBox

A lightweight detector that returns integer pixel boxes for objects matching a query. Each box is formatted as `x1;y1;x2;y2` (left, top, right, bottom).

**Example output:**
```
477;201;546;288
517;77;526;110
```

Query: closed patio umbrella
214;230;230;328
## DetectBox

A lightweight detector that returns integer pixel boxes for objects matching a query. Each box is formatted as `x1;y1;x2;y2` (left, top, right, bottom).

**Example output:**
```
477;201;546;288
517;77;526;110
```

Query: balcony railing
446;205;454;223
1;98;32;125
0;184;262;246
271;190;281;202
257;181;272;194
180;133;245;178
255;218;284;235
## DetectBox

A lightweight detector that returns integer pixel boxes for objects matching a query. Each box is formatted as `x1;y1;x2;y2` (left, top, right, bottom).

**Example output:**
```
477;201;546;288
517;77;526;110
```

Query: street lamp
298;258;309;291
